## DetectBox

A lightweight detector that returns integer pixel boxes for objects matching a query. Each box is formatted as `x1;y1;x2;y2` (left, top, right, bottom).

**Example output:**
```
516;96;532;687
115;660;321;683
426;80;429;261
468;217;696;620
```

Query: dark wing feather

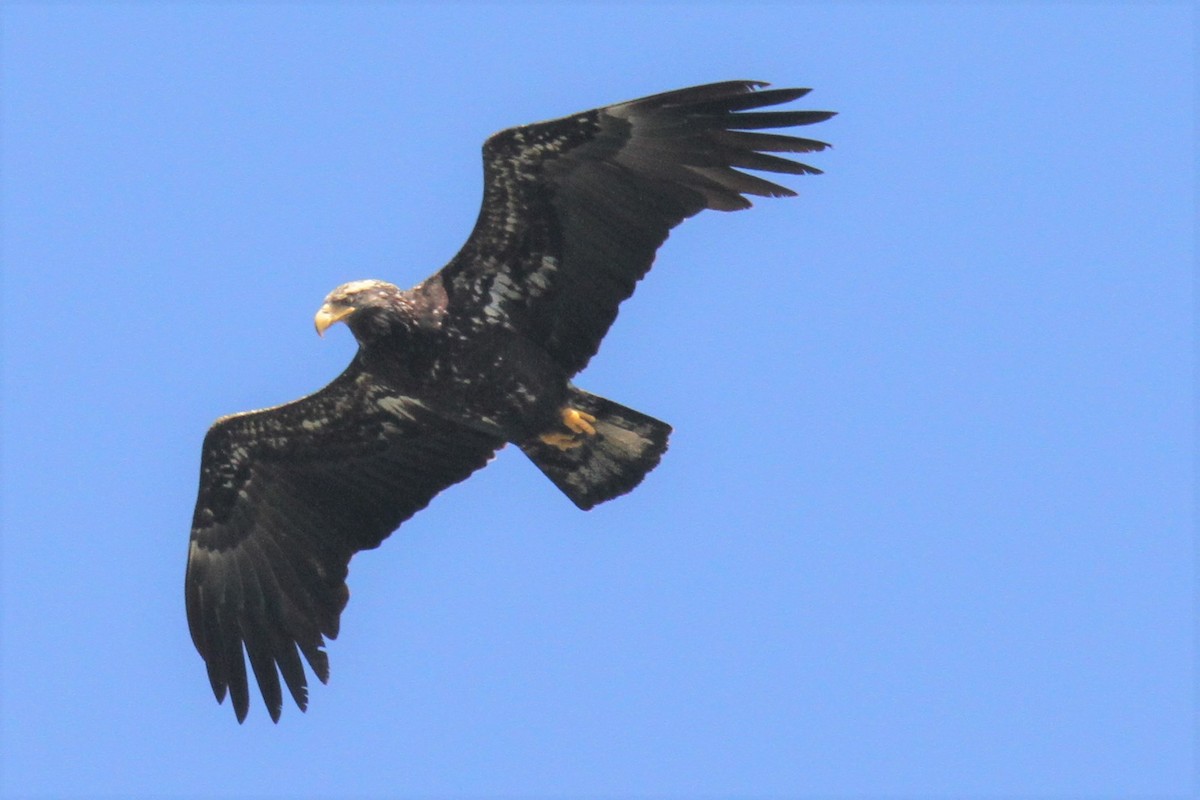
434;80;834;375
186;354;502;722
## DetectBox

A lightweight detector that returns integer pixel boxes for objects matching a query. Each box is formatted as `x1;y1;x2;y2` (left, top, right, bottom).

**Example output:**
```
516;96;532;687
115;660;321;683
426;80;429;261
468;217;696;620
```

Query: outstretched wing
434;80;835;375
185;354;503;722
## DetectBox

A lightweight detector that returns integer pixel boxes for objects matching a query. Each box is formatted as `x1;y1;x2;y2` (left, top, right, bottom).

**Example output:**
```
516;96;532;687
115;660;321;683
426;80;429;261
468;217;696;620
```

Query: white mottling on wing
528;256;558;293
376;395;425;421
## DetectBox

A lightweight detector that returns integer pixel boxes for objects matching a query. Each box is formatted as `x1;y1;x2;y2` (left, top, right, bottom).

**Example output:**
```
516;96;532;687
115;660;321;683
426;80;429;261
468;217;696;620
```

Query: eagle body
321;279;573;441
186;81;834;722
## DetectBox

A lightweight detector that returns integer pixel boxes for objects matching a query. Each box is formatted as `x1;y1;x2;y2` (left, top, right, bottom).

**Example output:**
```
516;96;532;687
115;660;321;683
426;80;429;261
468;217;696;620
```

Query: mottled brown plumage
187;81;834;721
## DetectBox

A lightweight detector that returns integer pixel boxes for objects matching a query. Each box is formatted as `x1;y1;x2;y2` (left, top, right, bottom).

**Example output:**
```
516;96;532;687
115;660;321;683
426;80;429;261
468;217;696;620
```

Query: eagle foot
562;407;597;436
538;407;598;451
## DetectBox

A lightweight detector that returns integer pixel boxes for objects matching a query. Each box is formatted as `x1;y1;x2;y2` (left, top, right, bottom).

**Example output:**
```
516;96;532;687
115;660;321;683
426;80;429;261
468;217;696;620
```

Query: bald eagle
186;80;834;722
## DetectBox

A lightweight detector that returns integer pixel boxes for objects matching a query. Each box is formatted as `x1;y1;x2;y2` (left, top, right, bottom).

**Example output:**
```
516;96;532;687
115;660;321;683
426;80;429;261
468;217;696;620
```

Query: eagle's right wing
185;354;502;723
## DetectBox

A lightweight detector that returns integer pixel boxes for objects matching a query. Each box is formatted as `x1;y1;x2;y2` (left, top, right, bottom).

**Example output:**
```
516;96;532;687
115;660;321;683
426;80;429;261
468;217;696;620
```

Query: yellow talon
538;407;598;451
539;431;583;450
562;408;597;436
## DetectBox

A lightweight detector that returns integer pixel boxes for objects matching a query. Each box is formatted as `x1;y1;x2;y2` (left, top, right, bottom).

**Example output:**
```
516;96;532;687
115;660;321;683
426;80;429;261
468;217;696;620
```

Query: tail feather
519;388;671;510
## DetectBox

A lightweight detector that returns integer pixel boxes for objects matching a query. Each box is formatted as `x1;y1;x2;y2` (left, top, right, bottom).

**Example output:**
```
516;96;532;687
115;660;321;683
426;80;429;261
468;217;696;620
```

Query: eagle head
314;279;406;342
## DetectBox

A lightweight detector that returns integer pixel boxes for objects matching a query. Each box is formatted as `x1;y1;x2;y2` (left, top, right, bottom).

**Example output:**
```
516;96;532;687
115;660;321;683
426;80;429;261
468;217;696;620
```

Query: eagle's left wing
432;80;834;376
186;356;503;722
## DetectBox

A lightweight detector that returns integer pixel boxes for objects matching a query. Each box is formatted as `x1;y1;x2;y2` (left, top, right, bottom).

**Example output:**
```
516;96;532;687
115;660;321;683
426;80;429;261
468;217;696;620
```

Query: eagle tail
519;388;672;510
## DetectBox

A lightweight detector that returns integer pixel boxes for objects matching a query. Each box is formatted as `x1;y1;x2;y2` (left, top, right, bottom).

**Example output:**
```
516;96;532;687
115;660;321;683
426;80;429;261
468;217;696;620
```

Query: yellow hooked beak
314;303;356;337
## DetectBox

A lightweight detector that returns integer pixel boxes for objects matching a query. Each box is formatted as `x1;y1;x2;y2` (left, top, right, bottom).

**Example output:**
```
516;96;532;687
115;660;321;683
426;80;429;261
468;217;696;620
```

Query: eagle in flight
186;80;834;722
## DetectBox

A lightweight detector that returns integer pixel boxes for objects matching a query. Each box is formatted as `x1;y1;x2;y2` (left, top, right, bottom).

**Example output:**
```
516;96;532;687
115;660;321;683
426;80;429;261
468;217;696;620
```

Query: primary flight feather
186;80;835;722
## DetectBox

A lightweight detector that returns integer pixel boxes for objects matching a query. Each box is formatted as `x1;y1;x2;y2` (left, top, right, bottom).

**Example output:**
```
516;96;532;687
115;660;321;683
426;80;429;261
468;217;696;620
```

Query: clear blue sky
1;3;1193;798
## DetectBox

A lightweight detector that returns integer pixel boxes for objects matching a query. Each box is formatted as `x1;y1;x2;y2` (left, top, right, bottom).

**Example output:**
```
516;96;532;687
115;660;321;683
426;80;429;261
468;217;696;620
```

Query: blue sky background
1;3;1194;798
